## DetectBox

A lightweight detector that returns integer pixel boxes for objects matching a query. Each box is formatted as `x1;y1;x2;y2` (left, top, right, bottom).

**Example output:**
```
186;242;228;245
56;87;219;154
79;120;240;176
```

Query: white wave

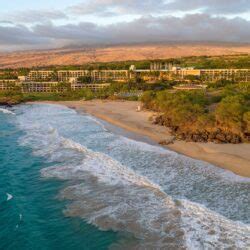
110;135;250;183
38;134;250;249
112;135;171;154
6;193;13;201
61;182;250;249
180;199;250;249
42;137;161;190
85;115;108;132
0;108;15;115
13;103;250;248
40;133;250;248
15;107;160;189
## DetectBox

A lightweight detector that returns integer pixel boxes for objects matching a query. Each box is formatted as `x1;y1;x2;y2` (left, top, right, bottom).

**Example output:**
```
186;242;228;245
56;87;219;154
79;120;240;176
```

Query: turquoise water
0;111;118;250
0;104;249;249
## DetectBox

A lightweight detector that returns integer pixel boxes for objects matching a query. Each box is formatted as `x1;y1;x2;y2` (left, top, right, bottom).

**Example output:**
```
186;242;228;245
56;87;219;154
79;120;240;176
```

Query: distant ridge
0;42;250;69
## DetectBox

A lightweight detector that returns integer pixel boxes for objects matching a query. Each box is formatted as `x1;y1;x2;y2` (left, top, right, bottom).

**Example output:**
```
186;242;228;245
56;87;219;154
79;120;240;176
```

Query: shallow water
0;107;119;250
1;104;250;249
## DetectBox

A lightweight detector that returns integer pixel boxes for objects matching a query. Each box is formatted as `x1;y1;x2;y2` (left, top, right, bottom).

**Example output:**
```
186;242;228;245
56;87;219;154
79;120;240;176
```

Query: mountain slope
1;43;250;69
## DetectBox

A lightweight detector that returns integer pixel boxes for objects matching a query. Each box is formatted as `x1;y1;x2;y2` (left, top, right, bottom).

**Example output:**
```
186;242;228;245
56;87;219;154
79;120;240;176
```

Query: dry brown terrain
1;43;250;69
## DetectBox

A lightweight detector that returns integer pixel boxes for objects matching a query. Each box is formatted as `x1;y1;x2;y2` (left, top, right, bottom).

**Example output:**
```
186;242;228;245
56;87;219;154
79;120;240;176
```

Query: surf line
0;108;15;115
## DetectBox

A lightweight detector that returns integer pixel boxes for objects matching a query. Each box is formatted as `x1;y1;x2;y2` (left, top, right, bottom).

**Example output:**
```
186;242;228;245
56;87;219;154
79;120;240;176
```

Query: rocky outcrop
153;114;247;144
0;97;22;106
176;130;243;144
159;136;176;145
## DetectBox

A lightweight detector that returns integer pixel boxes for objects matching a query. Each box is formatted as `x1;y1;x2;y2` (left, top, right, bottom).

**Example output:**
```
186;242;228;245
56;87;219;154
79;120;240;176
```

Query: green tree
243;111;250;133
215;95;246;134
78;76;92;83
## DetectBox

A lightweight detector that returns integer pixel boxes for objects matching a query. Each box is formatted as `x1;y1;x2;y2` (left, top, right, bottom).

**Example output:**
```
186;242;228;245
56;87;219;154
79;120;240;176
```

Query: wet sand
32;100;250;178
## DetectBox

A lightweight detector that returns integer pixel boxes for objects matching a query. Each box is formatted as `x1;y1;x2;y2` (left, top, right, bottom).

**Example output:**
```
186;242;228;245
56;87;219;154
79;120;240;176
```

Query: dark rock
215;133;226;143
159;137;175;145
208;132;216;140
226;134;232;141
230;135;241;144
214;139;223;144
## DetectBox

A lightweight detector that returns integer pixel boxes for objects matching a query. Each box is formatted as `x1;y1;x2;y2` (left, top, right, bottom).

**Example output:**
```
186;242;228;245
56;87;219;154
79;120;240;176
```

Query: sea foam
14;103;250;249
0;108;15;115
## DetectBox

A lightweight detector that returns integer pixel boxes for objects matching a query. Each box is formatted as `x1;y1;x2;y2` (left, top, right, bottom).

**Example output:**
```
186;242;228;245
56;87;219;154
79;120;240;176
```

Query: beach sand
32;100;250;178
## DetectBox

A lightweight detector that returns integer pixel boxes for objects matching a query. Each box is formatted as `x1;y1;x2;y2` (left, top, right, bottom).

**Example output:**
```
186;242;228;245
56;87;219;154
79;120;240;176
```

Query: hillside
1;43;250;69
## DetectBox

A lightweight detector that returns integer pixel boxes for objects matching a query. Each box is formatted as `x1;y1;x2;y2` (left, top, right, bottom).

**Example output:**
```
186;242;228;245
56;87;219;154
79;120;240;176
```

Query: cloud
34;14;250;43
68;0;168;16
68;0;250;16
0;24;52;51
166;0;250;14
0;14;249;51
4;10;68;24
0;21;14;25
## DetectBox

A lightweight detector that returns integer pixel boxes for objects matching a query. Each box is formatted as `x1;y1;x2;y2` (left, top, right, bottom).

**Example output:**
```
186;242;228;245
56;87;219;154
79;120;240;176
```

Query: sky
0;0;250;51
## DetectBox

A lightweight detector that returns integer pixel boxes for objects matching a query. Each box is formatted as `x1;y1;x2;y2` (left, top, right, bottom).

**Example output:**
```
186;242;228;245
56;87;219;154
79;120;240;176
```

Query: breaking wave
0;108;15;115
14;104;250;249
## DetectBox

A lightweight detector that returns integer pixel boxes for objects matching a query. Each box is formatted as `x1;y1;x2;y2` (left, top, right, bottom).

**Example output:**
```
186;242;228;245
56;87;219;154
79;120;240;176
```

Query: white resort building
0;62;249;93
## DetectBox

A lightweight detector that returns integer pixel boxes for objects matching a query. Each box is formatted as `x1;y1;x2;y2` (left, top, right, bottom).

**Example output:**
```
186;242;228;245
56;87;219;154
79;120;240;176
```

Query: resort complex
1;0;250;249
0;62;249;92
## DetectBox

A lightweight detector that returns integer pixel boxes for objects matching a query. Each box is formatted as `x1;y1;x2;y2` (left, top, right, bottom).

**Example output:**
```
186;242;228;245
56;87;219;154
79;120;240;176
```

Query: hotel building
200;69;250;82
21;82;61;92
72;83;110;91
91;70;130;82
0;80;18;91
26;70;130;83
27;71;55;82
147;63;250;83
1;63;249;93
57;70;90;82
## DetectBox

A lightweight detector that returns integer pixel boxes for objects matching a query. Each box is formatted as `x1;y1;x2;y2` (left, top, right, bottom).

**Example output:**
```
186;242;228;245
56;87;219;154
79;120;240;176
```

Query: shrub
215;95;247;134
243;112;250;133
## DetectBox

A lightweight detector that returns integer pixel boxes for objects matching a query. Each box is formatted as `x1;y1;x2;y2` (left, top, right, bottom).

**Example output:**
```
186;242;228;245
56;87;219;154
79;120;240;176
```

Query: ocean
0;104;249;249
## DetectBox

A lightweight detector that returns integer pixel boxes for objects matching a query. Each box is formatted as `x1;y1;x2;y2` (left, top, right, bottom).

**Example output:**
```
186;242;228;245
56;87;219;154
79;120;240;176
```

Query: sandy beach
32;100;250;178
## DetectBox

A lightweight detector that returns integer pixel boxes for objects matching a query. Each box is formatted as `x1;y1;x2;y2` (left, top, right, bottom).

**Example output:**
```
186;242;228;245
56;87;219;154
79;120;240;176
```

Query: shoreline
29;100;250;178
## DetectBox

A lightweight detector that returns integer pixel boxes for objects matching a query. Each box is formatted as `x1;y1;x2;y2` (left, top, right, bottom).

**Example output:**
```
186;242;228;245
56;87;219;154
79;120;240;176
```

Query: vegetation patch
141;83;250;143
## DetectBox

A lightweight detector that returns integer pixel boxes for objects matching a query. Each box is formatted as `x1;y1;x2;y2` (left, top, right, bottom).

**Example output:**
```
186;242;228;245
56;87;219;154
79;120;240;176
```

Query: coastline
29;100;250;178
